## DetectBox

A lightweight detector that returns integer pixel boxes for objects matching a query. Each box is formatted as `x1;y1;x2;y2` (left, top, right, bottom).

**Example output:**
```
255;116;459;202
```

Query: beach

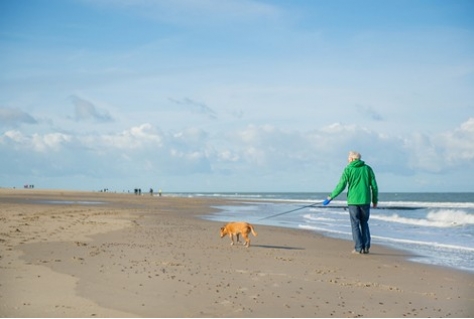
0;189;473;317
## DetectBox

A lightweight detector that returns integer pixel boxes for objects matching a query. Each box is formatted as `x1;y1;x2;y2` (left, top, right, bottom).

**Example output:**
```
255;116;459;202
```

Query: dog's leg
230;234;234;245
236;233;240;244
242;232;250;247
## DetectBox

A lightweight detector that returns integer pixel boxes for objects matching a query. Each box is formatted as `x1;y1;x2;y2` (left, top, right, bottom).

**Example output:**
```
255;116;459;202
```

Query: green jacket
329;159;378;205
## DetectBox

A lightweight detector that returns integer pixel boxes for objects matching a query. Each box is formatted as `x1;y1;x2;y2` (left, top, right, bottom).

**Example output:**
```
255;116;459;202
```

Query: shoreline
1;189;473;317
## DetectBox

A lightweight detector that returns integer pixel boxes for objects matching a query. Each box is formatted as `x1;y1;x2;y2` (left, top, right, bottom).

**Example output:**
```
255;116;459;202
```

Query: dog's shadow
252;244;304;250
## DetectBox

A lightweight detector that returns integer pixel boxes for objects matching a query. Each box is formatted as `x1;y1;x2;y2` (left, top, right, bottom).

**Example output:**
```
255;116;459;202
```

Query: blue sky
1;0;473;193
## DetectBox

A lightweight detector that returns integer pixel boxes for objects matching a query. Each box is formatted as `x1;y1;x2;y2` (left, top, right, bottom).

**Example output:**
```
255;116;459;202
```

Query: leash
258;201;324;221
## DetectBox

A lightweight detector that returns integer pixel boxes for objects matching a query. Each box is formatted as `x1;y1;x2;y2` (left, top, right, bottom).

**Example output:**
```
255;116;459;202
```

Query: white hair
348;151;361;161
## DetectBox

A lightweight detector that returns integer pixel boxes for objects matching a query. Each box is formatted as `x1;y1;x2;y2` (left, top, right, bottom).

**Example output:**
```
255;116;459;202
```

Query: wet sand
0;189;473;317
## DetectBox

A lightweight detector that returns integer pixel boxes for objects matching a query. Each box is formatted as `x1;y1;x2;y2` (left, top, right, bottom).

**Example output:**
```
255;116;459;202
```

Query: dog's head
220;226;227;238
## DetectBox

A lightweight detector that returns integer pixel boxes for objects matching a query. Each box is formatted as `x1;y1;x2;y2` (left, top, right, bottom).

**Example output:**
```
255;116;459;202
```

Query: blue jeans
348;205;371;252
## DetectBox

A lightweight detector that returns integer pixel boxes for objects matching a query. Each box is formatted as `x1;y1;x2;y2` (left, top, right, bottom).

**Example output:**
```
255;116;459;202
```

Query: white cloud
439;118;474;166
172;127;208;145
1;117;473;191
2;130;72;152
404;118;474;173
105;123;163;149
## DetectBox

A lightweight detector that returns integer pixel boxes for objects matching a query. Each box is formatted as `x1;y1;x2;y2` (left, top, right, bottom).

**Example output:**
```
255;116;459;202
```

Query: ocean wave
382;201;474;209
426;209;474;225
371;209;474;228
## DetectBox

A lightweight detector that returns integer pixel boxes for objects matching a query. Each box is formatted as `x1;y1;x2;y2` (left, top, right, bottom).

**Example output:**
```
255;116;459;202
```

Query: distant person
323;151;378;254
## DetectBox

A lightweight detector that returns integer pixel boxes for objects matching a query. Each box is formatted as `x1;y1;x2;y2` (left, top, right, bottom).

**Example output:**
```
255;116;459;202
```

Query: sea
170;192;474;273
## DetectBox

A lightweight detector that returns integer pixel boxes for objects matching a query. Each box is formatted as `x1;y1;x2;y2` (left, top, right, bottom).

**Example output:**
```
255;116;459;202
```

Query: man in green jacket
323;151;378;254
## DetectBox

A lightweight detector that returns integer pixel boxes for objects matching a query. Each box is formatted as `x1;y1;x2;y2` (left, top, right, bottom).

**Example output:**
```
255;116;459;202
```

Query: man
323;151;378;254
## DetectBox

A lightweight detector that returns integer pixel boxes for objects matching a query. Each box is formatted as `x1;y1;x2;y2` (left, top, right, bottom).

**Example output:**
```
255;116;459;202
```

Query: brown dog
220;222;257;247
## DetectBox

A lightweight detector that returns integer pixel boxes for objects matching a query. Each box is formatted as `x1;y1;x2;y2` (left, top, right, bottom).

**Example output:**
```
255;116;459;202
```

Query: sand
0;189;473;318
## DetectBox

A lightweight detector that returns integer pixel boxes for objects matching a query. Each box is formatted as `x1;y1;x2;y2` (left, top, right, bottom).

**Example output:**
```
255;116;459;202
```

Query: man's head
348;151;361;162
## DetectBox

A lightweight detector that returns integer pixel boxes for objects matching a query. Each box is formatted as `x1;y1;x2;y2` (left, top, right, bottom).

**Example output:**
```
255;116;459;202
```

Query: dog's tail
249;224;258;237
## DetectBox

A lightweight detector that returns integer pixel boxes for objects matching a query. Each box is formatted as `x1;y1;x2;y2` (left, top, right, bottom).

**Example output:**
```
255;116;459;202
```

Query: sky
1;0;473;193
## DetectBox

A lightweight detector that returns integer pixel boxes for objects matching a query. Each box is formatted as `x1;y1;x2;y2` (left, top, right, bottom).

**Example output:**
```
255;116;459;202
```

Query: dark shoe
363;248;370;254
352;249;362;254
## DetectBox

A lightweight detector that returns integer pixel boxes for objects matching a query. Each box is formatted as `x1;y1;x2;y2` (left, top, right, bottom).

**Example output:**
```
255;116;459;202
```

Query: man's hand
323;197;332;206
